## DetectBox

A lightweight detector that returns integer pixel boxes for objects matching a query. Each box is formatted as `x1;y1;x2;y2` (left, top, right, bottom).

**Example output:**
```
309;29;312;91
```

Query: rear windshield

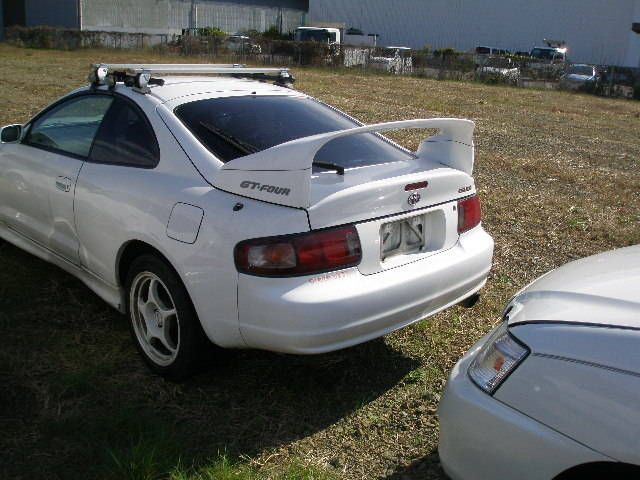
174;96;413;170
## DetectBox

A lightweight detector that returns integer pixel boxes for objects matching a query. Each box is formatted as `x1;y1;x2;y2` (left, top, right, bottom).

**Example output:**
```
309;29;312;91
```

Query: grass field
1;44;639;480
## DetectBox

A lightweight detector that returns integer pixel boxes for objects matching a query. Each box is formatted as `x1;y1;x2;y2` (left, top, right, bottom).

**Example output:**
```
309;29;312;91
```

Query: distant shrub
433;47;461;59
6;25;82;49
196;27;226;38
262;26;289;41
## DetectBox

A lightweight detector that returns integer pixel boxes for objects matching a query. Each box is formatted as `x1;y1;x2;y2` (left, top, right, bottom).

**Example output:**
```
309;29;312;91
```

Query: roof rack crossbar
92;63;289;74
88;63;295;93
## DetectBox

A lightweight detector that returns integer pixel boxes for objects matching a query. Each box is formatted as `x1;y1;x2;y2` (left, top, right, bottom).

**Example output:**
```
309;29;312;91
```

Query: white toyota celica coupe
0;64;493;379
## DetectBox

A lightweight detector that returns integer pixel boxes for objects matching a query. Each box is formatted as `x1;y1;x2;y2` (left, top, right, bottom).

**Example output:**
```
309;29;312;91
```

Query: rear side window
25;95;113;158
90;98;159;168
174;96;413;170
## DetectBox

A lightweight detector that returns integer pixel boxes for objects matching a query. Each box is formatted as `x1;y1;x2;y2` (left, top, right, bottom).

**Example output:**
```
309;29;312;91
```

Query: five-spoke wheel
125;254;207;380
130;272;180;366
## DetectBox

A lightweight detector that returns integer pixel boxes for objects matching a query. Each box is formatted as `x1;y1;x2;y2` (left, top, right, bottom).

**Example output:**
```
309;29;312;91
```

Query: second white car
439;245;640;480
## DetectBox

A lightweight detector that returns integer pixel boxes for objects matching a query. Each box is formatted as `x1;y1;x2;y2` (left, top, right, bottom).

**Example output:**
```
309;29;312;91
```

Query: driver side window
24;95;113;158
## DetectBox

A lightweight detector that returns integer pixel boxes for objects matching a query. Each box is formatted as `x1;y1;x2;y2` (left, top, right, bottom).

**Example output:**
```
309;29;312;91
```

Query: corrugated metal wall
80;0;306;34
310;0;640;66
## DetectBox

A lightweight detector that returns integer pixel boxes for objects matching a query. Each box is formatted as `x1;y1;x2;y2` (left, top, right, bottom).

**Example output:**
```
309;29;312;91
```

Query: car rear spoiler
213;118;475;208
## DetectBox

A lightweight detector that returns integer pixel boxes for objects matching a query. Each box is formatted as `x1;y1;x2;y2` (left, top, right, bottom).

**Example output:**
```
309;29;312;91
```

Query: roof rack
88;63;295;94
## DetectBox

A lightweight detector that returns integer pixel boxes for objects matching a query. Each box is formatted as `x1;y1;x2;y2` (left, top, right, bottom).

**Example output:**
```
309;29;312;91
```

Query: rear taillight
235;225;362;277
458;195;482;233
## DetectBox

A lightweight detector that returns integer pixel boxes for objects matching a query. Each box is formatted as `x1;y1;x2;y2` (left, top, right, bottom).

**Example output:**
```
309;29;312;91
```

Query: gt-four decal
240;180;291;196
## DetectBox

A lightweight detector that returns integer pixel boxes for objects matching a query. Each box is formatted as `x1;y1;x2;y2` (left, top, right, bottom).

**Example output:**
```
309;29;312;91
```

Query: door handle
55;176;72;193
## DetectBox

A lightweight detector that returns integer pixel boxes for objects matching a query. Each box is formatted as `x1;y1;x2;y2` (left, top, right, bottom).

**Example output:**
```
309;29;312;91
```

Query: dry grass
1;44;639;480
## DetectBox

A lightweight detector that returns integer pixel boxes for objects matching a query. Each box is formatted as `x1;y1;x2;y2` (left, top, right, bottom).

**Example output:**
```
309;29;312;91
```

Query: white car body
476;58;521;85
439;245;640;479
369;47;413;74
559;64;598;91
0;65;493;373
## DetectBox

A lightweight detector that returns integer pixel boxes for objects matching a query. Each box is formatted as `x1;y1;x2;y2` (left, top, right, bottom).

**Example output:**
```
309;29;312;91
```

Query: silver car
439;245;640;479
559;64;599;91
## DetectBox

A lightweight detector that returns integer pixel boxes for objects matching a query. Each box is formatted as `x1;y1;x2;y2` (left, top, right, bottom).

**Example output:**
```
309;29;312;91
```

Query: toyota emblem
407;192;421;206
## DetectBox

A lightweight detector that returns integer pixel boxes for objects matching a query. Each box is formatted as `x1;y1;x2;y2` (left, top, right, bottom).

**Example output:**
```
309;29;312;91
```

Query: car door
74;95;162;282
0;94;113;264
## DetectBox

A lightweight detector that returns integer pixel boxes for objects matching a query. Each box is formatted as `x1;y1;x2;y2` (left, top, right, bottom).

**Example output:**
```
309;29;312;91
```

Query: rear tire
125;254;207;381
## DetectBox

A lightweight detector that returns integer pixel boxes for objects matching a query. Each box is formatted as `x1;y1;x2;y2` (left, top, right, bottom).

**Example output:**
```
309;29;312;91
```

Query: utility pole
634;23;640;66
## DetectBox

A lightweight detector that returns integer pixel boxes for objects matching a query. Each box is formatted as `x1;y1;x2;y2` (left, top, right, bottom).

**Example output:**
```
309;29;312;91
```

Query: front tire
125;254;206;381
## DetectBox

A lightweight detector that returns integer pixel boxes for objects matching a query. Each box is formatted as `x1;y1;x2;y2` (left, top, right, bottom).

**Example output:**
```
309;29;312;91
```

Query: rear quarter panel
74;89;310;347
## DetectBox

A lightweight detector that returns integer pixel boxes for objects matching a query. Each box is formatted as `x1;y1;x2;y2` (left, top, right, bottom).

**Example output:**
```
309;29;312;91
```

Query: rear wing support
213;118;475;208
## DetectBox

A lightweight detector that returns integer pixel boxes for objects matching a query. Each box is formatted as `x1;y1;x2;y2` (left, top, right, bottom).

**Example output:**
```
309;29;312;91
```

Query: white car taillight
468;322;529;394
458;195;481;233
235;225;362;277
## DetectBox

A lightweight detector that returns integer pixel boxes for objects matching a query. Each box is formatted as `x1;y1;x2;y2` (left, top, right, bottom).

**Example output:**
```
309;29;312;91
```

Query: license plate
380;214;426;260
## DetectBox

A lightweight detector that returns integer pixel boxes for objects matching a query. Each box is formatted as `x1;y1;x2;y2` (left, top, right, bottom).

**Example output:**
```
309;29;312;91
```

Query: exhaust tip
459;293;480;309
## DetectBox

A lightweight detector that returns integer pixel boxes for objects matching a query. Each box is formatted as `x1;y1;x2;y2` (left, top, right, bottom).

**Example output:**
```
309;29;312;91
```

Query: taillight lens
458;195;482;233
235;225;362;277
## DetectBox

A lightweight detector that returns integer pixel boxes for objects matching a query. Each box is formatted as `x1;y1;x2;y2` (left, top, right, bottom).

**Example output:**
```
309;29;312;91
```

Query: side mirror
1;124;22;143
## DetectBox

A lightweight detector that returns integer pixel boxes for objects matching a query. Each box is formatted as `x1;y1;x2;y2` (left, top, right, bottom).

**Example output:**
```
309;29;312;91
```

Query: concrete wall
309;0;640;66
81;0;307;34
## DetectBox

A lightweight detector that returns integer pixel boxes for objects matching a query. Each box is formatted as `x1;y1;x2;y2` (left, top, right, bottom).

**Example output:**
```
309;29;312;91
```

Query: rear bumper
438;330;610;480
236;226;494;353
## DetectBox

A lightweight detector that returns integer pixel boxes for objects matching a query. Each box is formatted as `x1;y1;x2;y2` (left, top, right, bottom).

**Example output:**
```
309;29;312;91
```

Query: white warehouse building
309;0;640;67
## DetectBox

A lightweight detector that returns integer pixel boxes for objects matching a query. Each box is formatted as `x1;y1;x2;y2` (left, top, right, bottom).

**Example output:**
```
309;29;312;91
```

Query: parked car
439;245;640;479
559;64;599;91
526;46;567;80
598;66;639;99
225;34;261;55
474;46;510;67
0;63;493;379
476;57;520;85
369;46;413;74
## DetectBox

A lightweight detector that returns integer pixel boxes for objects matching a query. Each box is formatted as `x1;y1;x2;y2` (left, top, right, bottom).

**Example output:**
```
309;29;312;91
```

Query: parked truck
294;26;377;47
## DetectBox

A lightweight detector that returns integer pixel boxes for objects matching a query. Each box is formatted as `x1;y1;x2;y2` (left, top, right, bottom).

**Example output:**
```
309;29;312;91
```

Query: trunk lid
210;119;477;274
308;161;473;274
307;159;473;228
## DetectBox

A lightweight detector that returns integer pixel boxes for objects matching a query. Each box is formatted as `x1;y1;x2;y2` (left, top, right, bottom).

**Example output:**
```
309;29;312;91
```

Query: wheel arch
116;239;204;331
554;462;640;480
117;239;180;289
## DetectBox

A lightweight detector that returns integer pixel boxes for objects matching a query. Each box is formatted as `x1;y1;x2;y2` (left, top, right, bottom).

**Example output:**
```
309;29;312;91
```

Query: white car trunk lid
210;119;477;274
